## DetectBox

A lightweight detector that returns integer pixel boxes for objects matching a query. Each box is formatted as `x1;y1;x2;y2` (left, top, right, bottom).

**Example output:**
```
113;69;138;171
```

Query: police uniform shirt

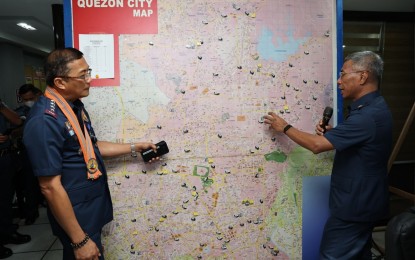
15;105;31;118
23;96;113;236
0;114;11;149
324;91;393;222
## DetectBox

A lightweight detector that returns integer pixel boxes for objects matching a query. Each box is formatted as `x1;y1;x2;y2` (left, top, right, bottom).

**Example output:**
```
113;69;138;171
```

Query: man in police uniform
0;99;31;259
264;51;392;259
13;84;43;225
15;84;43;118
23;48;159;260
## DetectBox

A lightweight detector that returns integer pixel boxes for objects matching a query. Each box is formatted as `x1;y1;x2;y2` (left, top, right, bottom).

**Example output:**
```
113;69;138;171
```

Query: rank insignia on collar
81;110;89;123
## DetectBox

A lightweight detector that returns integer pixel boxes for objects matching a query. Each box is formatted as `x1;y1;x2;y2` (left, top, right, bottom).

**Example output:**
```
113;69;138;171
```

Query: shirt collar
70;99;84;110
348;91;380;113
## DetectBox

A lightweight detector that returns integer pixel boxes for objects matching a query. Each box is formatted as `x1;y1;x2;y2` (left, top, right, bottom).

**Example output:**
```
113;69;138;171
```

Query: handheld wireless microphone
321;106;333;133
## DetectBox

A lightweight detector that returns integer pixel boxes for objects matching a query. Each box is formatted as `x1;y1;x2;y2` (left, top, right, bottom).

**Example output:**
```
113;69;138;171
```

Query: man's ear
359;71;369;85
53;77;67;90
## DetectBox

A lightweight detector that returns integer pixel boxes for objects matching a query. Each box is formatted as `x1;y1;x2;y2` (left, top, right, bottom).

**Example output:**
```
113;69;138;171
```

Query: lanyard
45;87;102;180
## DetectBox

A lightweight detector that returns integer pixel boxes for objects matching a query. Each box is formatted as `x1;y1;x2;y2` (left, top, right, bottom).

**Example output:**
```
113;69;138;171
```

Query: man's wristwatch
130;143;138;157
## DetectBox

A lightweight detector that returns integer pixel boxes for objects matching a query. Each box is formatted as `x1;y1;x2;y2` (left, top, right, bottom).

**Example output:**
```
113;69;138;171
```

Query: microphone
321;106;333;133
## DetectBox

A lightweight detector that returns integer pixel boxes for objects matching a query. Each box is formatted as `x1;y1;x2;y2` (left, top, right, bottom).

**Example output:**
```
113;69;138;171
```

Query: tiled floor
372;228;386;259
6;207;62;259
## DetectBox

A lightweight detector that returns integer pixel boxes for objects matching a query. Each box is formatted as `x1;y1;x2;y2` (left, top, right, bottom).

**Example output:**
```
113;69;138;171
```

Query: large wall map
83;0;336;258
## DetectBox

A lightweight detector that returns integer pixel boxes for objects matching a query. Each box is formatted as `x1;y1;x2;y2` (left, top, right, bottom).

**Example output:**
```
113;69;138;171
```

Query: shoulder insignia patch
44;99;57;119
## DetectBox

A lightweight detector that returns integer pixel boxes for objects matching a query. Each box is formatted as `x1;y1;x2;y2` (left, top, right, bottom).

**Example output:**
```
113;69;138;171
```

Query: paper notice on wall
79;34;114;79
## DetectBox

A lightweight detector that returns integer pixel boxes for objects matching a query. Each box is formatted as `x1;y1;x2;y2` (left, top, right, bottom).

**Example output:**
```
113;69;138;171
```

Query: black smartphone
141;140;169;162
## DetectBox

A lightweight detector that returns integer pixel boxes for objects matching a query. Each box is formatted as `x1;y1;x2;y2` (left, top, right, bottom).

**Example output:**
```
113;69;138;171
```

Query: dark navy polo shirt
324;91;393;222
15;105;31;118
0;114;11;149
23;96;113;236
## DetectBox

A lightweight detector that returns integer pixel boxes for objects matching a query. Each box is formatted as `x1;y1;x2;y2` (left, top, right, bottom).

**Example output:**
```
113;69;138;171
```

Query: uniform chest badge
65;121;75;136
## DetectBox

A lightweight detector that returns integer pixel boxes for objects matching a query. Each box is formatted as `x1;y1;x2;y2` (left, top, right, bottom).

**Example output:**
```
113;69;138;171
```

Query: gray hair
344;51;384;83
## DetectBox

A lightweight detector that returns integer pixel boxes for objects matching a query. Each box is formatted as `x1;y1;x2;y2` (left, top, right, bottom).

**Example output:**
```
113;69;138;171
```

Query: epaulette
44;98;57;119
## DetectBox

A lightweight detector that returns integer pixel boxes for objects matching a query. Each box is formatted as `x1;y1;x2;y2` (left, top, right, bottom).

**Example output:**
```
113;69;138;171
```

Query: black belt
0;148;11;157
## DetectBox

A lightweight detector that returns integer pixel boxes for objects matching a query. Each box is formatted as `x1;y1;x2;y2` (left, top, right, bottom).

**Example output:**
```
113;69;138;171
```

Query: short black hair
44;47;84;87
18;83;42;95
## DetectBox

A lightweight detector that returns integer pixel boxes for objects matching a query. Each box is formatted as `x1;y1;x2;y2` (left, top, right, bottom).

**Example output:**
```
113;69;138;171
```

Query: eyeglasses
338;70;367;78
58;68;92;81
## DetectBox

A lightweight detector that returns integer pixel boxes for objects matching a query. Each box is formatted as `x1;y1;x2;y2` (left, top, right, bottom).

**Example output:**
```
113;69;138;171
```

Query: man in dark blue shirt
264;51;393;259
0;100;30;259
23;48;159;260
13;84;43;225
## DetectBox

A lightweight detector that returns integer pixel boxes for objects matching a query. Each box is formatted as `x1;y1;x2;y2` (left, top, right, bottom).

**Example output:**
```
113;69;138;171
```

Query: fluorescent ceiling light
17;22;37;30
